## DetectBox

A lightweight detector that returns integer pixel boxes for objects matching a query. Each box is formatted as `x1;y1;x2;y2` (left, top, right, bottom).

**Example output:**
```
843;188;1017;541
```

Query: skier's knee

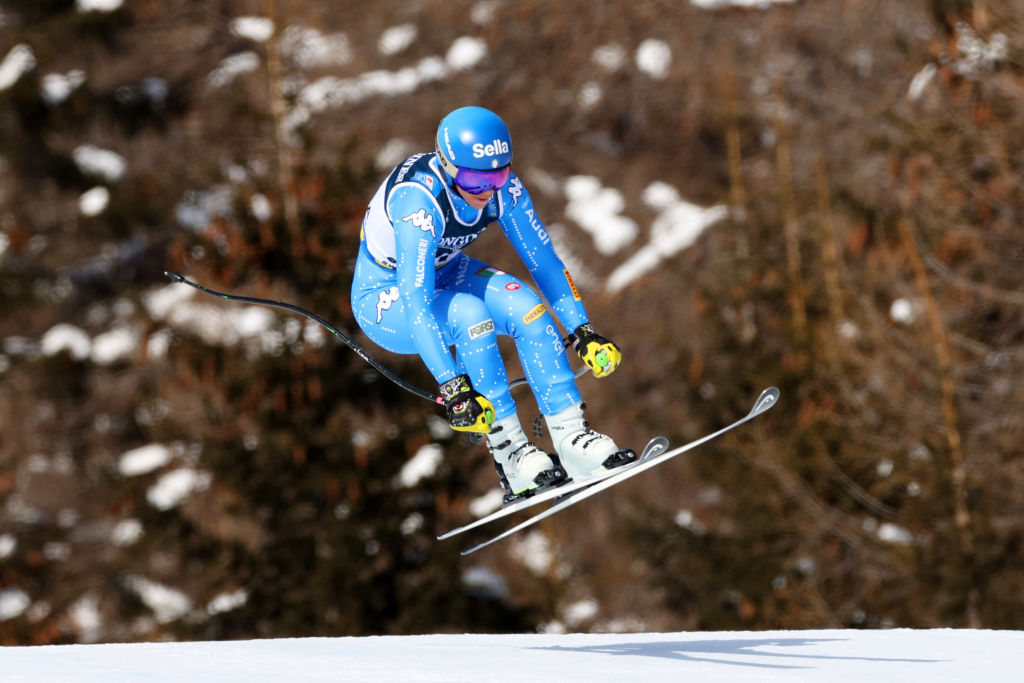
446;293;494;342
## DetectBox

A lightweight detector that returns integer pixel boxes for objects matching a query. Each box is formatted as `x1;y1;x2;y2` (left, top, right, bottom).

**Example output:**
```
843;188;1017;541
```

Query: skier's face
455;184;494;210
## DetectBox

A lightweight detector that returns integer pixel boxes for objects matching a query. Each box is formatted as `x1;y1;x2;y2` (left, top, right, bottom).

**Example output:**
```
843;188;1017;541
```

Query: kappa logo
508;177;523;207
468;319;495;340
403;209;437;238
522;303;547;325
375;286;400;323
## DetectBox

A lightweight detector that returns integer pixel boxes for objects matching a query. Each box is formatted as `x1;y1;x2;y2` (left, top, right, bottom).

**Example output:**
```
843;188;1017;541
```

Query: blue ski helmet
435;106;513;177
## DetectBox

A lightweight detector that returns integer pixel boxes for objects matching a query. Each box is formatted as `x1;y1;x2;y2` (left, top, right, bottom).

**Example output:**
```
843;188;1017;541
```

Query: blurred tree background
1;0;1023;643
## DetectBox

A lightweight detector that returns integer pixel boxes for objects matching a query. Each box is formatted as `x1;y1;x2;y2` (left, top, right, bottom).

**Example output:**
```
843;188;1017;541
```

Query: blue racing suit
351;153;589;420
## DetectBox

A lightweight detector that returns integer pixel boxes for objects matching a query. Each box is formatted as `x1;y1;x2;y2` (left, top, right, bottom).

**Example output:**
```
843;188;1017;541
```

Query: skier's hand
569;323;621;378
439;374;495;434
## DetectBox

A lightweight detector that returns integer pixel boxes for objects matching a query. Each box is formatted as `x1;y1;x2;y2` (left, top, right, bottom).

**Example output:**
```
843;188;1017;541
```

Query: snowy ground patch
146;468;212;510
72;145;126;184
564;176;638;255
606;182;727;292
395;444;443;488
118;444;173;477
2;629;1023;682
0;44;35;91
41;324;92;361
76;0;124;12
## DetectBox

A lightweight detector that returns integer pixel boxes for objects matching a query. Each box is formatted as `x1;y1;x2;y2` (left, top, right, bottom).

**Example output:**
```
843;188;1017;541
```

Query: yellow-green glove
438;374;495;433
569;323;621;378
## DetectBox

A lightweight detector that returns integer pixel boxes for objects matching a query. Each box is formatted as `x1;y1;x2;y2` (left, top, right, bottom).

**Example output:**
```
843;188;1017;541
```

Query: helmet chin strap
429;149;459;191
443;169;458;190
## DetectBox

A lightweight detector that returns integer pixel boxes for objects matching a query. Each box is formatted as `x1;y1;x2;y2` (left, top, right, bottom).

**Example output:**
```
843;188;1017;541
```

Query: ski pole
163;272;584;405
165;271;442;403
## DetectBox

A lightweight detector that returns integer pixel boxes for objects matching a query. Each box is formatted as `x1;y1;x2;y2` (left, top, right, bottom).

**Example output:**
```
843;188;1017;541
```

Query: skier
351;106;635;502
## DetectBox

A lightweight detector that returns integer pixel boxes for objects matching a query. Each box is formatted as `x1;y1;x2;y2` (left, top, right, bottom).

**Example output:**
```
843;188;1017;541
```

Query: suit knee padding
445;293;493;342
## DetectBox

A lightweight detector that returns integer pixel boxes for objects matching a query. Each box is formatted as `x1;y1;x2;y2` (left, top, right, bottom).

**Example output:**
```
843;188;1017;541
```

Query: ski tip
751;387;780;415
437;528;464;541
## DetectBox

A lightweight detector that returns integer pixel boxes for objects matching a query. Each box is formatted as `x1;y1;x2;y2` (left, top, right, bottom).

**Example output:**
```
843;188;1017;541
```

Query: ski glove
439;373;495;434
569;323;621;378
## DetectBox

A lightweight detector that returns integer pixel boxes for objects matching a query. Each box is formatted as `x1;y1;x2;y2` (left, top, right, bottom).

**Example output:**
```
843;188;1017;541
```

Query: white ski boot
487;414;567;502
544;401;636;481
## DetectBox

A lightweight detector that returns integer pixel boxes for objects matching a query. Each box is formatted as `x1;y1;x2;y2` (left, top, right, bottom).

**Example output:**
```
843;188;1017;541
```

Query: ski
436;436;670;541
459;386;780;556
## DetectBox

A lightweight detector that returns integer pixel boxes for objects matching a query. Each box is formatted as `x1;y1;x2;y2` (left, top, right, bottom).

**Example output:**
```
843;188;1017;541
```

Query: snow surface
230;16;274;42
378;24;418;56
208;51;260;88
78;186;110;216
0;44;35;91
145;468;212;510
890;297;923;325
692;0;796;8
281;36;486;135
608;183;728;293
117;443;172;476
635;39;672;80
394;443;444;488
76;0;124;12
40;323;91;360
41;69;85;105
72;145;126;183
2;629;1023;682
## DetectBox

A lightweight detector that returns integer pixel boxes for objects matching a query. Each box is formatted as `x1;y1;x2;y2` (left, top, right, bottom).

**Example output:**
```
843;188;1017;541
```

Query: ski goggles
452;165;510;195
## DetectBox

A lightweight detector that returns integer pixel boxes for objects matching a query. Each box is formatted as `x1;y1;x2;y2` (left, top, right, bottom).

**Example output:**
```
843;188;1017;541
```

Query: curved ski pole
164;271;442;404
163;272;584;405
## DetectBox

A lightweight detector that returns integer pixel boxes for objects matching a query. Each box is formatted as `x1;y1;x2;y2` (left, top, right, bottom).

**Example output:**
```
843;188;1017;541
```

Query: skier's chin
456;187;493;209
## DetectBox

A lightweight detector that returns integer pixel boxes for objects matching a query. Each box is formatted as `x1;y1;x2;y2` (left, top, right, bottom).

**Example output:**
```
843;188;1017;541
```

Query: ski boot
544;401;636;481
487;414;567;504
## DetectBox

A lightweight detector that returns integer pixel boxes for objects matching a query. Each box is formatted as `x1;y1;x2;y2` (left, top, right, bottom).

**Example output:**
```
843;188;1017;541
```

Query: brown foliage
2;0;1024;642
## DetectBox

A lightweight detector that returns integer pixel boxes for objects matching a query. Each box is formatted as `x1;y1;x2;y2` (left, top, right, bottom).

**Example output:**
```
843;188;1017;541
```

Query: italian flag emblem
476;266;506;277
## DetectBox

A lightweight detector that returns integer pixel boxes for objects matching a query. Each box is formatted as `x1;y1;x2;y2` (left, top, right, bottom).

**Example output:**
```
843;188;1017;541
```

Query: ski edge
436;436;668;541
459;386;780;556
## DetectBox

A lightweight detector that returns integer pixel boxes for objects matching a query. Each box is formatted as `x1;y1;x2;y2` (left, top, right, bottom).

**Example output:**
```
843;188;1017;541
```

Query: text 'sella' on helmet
435;106;513;177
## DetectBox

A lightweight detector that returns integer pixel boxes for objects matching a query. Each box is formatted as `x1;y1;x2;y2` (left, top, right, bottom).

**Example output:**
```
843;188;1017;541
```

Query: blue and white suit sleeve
387;185;459;382
498;175;588;332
